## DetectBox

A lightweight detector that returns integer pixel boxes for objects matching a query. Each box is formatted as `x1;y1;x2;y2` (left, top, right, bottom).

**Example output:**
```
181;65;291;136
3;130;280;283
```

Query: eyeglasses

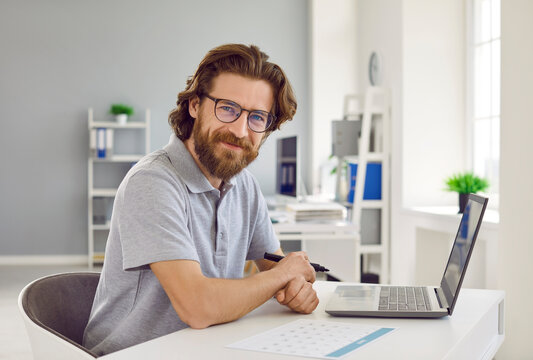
203;94;275;133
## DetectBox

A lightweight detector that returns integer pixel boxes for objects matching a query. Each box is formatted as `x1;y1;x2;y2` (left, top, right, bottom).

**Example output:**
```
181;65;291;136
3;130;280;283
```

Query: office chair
18;272;100;359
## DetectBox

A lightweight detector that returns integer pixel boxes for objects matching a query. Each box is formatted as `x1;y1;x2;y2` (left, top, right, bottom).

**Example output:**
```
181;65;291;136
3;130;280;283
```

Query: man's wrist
269;263;291;288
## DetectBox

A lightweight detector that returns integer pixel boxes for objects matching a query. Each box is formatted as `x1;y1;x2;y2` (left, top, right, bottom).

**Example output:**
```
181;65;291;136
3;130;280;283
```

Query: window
468;0;500;204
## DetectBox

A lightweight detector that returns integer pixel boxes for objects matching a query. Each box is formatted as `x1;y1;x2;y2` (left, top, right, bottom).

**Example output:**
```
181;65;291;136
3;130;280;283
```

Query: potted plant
109;104;134;125
444;172;489;213
329;155;350;202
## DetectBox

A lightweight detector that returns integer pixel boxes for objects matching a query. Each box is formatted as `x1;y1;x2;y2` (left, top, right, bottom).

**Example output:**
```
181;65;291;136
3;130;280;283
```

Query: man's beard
192;120;259;182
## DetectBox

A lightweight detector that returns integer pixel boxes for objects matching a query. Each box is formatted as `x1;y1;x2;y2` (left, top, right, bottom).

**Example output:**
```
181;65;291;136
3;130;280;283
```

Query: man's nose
228;111;250;138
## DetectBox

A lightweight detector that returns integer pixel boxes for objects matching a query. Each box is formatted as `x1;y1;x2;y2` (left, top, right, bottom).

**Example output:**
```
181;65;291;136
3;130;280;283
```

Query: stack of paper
286;202;346;222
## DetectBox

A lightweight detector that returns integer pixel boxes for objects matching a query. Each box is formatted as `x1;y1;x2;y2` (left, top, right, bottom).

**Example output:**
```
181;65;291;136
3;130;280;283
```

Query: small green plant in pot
110;104;134;125
329;155;350;202
444;172;489;213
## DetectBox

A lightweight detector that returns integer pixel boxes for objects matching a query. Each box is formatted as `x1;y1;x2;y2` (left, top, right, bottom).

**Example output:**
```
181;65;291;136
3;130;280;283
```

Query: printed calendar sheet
227;319;396;359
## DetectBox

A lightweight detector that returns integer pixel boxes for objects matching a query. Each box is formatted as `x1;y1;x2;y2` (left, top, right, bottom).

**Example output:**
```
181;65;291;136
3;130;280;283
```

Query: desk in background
269;199;389;283
100;281;505;360
272;220;361;282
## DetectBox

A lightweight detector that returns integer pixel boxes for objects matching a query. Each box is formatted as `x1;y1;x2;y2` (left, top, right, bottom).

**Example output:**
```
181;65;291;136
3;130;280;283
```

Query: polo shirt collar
164;134;236;194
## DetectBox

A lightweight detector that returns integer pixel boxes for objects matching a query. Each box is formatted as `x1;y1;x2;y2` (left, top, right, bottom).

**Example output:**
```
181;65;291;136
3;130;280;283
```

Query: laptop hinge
435;287;450;312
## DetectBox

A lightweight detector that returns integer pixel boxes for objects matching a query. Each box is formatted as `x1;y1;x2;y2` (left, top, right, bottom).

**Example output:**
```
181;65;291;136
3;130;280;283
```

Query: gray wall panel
0;0;309;255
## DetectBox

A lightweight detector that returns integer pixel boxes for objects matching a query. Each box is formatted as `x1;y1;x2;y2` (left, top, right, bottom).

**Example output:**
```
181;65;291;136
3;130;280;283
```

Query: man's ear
188;96;200;119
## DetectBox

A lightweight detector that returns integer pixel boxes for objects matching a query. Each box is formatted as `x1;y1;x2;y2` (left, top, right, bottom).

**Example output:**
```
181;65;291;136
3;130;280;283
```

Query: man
83;44;319;355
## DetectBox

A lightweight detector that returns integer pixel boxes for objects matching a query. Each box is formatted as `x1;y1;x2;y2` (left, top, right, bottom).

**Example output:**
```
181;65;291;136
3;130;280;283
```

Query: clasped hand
274;252;319;314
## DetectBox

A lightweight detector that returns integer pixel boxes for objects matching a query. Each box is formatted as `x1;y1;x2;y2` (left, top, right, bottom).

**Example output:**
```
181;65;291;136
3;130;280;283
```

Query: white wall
309;0;358;194
355;0;404;283
403;0;466;208
497;0;533;357
390;0;467;284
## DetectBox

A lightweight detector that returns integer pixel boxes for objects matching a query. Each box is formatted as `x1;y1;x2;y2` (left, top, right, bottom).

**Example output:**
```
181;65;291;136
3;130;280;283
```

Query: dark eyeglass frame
203;94;275;133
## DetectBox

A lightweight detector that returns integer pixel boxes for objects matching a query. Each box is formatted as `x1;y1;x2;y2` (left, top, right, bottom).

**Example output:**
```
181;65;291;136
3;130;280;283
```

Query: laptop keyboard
379;286;432;311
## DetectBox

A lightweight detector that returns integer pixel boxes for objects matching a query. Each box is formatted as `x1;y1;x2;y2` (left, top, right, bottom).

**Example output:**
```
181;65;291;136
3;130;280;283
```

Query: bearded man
83;44;318;356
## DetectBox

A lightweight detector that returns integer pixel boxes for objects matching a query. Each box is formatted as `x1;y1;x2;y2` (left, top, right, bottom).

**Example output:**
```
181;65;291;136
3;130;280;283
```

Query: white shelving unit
345;87;391;283
87;108;150;268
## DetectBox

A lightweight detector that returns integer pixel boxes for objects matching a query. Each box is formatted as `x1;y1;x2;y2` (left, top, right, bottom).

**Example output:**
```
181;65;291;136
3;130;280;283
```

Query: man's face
188;73;274;181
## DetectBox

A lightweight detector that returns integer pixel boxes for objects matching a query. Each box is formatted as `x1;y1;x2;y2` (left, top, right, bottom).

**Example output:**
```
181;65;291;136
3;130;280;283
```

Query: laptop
326;194;488;318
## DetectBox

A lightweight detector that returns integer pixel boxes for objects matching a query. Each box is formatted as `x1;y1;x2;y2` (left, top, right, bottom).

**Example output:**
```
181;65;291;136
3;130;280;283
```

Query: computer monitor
275;136;299;199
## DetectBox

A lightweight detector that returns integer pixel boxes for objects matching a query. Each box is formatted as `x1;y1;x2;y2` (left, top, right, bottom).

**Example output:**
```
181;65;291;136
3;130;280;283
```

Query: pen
264;252;330;272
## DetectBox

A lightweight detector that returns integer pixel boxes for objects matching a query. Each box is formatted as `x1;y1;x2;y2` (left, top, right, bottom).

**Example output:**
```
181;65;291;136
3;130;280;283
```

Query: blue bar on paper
326;328;394;358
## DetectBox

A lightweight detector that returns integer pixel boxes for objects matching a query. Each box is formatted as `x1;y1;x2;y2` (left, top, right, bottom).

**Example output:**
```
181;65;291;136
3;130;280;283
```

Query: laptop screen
440;194;488;313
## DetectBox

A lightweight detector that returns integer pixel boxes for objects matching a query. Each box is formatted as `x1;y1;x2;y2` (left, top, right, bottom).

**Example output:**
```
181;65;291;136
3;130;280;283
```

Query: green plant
109;104;134;116
329;155;348;176
444;172;489;194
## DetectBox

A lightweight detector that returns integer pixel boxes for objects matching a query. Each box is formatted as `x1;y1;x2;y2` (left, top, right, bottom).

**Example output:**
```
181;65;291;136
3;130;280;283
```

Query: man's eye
249;113;267;123
220;106;234;113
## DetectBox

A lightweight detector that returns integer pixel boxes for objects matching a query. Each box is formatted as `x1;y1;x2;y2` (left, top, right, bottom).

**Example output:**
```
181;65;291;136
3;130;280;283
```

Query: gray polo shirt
83;134;279;355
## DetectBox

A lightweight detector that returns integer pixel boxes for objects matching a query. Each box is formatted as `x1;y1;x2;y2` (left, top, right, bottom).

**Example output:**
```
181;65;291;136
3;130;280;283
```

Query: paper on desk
227;319;396;359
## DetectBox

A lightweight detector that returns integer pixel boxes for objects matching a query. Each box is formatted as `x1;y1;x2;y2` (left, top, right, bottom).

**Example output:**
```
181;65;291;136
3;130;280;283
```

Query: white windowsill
403;206;499;231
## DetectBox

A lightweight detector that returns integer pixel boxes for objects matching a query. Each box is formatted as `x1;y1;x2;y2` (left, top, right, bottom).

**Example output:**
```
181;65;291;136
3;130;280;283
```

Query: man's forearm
152;259;298;329
184;267;290;328
152;252;315;329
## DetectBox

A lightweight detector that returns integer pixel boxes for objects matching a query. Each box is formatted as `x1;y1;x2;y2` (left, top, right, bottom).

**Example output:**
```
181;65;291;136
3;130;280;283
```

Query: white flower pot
115;114;128;125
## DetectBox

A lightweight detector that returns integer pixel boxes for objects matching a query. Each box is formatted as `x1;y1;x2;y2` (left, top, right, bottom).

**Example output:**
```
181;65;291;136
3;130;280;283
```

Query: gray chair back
20;272;100;357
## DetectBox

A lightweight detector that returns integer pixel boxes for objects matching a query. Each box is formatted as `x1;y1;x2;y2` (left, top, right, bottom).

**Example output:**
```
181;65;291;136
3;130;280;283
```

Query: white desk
100;281;505;360
273;221;361;282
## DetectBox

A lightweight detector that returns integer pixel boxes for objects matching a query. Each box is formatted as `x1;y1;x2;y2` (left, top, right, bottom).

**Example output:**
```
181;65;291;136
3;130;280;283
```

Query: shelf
361;200;384;209
91;188;117;197
91;155;144;162
93;252;105;263
360;244;384;254
89;121;148;129
345;152;385;162
91;223;111;231
344;88;390;283
88;108;151;269
345;106;386;116
342;200;384;210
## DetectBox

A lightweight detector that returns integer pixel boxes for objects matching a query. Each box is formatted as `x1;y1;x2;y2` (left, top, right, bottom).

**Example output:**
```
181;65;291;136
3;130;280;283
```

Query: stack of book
285;202;347;222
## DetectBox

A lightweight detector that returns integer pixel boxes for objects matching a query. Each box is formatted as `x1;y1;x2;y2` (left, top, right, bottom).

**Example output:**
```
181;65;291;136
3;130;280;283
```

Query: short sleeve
117;166;199;270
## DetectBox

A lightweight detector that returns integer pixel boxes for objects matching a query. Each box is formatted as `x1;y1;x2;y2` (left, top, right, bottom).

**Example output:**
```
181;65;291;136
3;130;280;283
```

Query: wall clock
368;51;382;86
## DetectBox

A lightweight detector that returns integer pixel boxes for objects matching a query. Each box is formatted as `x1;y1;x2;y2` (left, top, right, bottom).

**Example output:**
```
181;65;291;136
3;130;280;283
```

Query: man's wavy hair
168;44;297;140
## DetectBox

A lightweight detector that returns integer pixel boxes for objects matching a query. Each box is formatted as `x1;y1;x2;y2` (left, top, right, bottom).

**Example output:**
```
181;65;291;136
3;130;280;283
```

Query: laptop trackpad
333;285;378;309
